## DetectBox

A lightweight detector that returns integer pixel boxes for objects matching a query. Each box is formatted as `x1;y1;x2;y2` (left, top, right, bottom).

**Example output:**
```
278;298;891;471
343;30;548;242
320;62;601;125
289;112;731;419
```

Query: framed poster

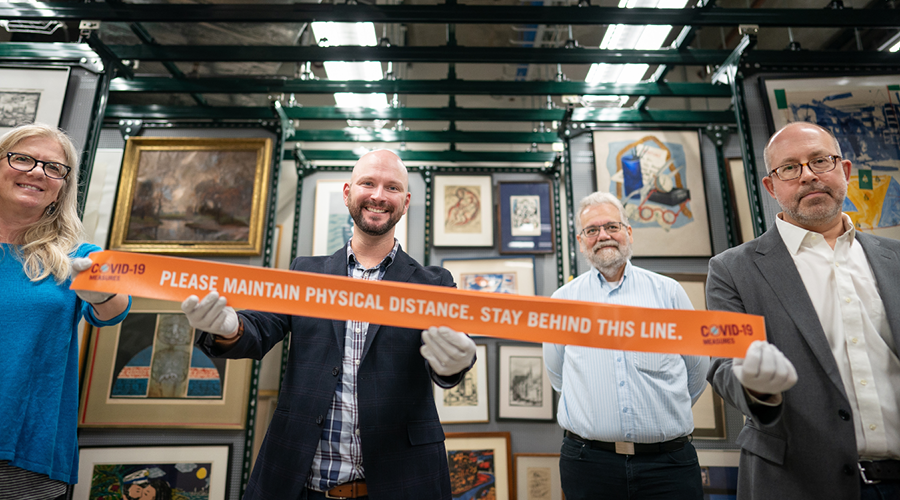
497;344;554;421
78;297;253;429
445;432;512;500
74;445;230;500
0;66;70;135
109;137;273;255
514;453;562;500
763;75;900;240
433;175;494;247
593;130;711;257
434;344;489;424
311;178;407;256
441;256;536;296
497;181;555;254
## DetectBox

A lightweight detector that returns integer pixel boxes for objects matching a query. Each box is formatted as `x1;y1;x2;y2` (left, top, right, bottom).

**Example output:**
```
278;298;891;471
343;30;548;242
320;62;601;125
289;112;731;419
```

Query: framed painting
514;453;563;500
109;137;273;255
78;297;254;429
441;256;536;296
497;181;555;254
0;66;70;135
763;75;900;240
73;445;230;500
592;130;712;257
433;175;495;247
434;344;489;424
497;344;554;421
445;432;512;500
311;178;407;256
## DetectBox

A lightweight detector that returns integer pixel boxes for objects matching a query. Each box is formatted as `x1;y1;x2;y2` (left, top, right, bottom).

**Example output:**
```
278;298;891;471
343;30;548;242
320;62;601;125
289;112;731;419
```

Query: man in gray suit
707;121;900;500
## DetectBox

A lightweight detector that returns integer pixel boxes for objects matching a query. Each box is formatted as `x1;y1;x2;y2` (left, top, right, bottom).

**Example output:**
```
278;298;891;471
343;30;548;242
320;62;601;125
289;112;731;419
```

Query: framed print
593;130;712;257
441;256;536;296
109;137;273;255
445;432;512;500
74;445;230;500
433;175;494;247
0;66;70;135
497;181;555;254
311;178;407;256
79;297;253;429
434;344;489;424
514;453;563;500
497;344;554;421
763;75;900;240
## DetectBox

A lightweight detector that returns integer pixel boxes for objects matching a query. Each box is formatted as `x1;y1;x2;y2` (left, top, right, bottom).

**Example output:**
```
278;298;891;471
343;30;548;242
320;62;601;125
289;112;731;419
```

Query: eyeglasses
581;222;626;239
7;152;70;180
767;155;840;181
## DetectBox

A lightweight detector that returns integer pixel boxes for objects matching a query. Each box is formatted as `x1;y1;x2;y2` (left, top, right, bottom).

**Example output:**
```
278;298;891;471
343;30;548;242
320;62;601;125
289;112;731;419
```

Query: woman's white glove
181;292;240;338
71;257;116;304
420;326;476;376
733;340;798;395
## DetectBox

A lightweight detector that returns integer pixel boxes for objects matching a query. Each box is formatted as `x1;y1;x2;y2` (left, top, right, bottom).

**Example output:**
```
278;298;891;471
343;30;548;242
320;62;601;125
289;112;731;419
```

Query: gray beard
586;240;632;278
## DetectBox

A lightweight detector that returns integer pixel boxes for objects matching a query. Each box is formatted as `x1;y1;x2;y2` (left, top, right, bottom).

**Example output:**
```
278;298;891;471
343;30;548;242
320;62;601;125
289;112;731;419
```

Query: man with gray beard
543;191;709;500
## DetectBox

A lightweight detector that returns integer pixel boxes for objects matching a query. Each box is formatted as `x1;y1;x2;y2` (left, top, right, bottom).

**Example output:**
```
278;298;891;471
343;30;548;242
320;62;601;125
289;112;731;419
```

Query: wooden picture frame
435;344;489;424
514;453;563;500
78;297;253;429
0;66;70;135
312;178;407;256
433;175;495;247
109;137;273;255
592;130;711;257
445;432;512;500
441;256;536;296
73;445;230;500
497;344;554;421
497;181;555;254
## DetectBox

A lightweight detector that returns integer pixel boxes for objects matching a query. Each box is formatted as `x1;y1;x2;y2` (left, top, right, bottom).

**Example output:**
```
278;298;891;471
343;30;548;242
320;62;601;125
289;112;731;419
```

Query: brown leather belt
325;480;368;499
565;430;689;455
859;460;900;484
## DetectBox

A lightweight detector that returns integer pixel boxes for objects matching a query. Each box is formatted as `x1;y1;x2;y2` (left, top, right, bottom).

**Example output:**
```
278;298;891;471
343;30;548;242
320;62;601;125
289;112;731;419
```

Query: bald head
350;149;409;191
764;122;842;172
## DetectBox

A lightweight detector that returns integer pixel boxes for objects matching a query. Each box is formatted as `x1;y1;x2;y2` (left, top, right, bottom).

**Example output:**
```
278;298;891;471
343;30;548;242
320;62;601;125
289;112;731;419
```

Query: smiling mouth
16;183;43;192
365;205;389;214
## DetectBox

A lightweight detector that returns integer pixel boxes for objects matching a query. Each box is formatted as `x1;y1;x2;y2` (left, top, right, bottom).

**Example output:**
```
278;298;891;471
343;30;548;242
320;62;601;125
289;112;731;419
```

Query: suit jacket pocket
408;419;445;446
736;425;786;465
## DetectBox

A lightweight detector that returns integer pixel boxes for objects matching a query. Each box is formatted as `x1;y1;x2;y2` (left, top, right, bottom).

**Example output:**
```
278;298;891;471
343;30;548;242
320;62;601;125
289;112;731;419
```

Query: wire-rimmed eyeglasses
581;222;626;239
6;152;71;180
767;155;840;181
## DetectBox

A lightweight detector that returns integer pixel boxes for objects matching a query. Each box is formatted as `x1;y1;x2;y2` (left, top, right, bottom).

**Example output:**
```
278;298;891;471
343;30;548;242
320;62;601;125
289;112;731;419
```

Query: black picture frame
497;181;555;254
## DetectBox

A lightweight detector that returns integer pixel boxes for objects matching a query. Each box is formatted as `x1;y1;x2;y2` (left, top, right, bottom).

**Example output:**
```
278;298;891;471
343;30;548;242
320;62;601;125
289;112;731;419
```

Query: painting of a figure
510;195;541;236
433;176;494;247
445;185;482;233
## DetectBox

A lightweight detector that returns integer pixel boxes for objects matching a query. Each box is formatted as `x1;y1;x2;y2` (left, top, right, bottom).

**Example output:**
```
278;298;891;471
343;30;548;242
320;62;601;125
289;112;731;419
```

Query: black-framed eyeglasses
581;222;626;238
6;152;71;180
767;155;840;181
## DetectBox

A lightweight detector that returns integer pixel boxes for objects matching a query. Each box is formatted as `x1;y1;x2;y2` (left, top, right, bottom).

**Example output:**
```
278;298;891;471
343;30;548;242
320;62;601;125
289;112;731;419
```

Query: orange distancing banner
71;251;764;358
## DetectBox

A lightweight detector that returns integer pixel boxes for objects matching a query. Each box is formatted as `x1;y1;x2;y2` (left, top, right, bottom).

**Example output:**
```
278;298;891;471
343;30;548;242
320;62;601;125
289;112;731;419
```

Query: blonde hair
0;123;84;283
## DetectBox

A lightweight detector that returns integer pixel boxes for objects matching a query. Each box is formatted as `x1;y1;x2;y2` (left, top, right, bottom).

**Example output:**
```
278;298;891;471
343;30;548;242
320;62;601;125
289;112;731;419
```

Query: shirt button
834;262;839;267
619;381;625;387
356;428;360;436
623;408;628;413
845;297;852;303
850;337;859;344
355;360;360;366
355;327;361;333
617;358;622;362
869;424;877;431
860;379;868;386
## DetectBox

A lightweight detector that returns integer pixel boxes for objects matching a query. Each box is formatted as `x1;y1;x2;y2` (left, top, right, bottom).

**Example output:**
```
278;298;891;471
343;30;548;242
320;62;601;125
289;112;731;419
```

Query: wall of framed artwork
0;66;70;135
441;256;536;295
514;453;562;500
446;432;512;500
435;344;489;424
433;174;495;247
497;344;554;421
497;181;555;254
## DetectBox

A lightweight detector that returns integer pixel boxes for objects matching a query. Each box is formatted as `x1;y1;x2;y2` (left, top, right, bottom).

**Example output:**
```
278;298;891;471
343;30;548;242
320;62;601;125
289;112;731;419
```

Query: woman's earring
45;202;57;216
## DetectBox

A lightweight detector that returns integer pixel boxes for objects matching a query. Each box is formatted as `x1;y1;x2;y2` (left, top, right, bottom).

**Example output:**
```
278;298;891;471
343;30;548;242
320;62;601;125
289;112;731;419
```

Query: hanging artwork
0;67;70;136
445;432;512;500
593;130;711;257
434;344;489;423
497;344;554;421
497;181;555;254
441;256;536;296
514;454;563;500
433;175;494;247
764;75;900;240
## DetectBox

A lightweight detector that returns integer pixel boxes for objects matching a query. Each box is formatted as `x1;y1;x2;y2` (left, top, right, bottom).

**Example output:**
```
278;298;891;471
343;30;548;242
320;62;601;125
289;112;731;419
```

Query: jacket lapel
856;233;900;358
325;246;349;353
361;248;417;360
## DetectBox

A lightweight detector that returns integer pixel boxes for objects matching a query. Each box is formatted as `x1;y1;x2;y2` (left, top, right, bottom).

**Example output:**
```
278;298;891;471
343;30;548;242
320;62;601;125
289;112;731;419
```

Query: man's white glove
733;340;798;395
420;326;476;377
71;257;116;304
181;292;240;338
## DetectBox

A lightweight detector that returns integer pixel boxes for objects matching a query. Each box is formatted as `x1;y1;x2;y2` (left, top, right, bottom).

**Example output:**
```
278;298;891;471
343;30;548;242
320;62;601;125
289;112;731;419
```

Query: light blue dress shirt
543;261;709;443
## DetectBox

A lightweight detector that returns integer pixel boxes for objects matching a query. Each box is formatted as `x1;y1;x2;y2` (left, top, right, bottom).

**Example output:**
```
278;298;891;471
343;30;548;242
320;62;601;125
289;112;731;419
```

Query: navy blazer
198;245;463;500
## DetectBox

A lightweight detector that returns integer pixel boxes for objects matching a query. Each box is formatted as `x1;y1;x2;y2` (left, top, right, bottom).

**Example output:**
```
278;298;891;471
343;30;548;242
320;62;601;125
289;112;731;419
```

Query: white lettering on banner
304;287;385;311
479;307;523;325
640;322;681;340
596;319;635;337
159;270;219;292
387;296;471;319
223;277;300;300
527;312;592;333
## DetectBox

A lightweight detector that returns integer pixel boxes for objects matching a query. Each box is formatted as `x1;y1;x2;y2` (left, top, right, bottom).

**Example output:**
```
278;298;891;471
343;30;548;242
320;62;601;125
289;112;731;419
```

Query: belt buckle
615;442;635;455
324;492;349;500
859;463;881;485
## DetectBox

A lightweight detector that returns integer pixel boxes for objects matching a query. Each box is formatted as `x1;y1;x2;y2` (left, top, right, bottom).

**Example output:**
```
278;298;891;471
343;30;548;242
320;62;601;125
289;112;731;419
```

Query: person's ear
762;175;777;199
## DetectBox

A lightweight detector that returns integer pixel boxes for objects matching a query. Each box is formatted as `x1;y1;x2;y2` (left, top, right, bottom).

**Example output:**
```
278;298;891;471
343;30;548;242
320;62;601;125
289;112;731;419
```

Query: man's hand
71;257;116;304
181;292;240;338
733;340;798;396
420;326;476;376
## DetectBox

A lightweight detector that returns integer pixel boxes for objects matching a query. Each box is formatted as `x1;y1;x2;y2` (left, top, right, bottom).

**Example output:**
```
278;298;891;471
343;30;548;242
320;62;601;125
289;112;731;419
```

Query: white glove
733;340;798;395
420;326;476;377
181;292;240;338
71;257;116;304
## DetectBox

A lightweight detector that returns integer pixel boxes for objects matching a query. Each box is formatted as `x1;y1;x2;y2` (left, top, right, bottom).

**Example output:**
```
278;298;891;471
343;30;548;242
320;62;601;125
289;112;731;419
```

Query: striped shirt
0;461;66;500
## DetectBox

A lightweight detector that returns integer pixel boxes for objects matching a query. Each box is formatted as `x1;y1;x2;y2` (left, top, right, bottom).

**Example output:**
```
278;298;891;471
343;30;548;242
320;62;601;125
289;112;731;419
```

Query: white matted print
0;67;70;135
514;454;563;500
312;179;407;256
441;256;536;296
434;344;489;423
433;175;494;247
498;344;554;421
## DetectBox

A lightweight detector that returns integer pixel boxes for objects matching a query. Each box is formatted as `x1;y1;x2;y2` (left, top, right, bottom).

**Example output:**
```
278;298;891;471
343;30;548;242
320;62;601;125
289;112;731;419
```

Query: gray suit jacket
706;225;900;500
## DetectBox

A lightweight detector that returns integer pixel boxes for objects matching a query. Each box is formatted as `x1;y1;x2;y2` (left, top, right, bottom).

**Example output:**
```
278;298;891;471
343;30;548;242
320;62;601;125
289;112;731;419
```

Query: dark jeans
860;479;900;500
559;435;703;500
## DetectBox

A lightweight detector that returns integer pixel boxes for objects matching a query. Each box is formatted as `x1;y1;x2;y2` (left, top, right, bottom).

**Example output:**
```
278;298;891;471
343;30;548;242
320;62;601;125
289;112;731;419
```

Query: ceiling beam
290;130;561;144
289;150;558;163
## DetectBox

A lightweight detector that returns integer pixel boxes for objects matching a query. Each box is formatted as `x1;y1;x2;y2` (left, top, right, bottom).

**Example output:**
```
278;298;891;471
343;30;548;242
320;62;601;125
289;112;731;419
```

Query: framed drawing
109;137;273;255
514;453;562;500
441;256;536;296
497;181;555;254
763;75;900;240
593;130;711;257
78;297;254;429
433;175;494;247
73;445;230;500
0;67;70;136
445;432;512;500
497;344;554;421
311;178;407;256
435;344;489;423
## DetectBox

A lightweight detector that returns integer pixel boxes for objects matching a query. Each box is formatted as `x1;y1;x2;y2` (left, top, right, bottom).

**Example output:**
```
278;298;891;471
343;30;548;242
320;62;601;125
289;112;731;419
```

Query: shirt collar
775;212;855;255
595;260;631;289
346;237;399;270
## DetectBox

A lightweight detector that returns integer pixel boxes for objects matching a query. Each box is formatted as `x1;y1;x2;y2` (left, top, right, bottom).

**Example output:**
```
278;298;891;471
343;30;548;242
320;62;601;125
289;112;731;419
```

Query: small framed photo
73;445;230;500
514;453;563;500
445;432;512;500
441;256;536;296
435;344;489;424
497;344;554;421
433;175;494;247
497;181;555;254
